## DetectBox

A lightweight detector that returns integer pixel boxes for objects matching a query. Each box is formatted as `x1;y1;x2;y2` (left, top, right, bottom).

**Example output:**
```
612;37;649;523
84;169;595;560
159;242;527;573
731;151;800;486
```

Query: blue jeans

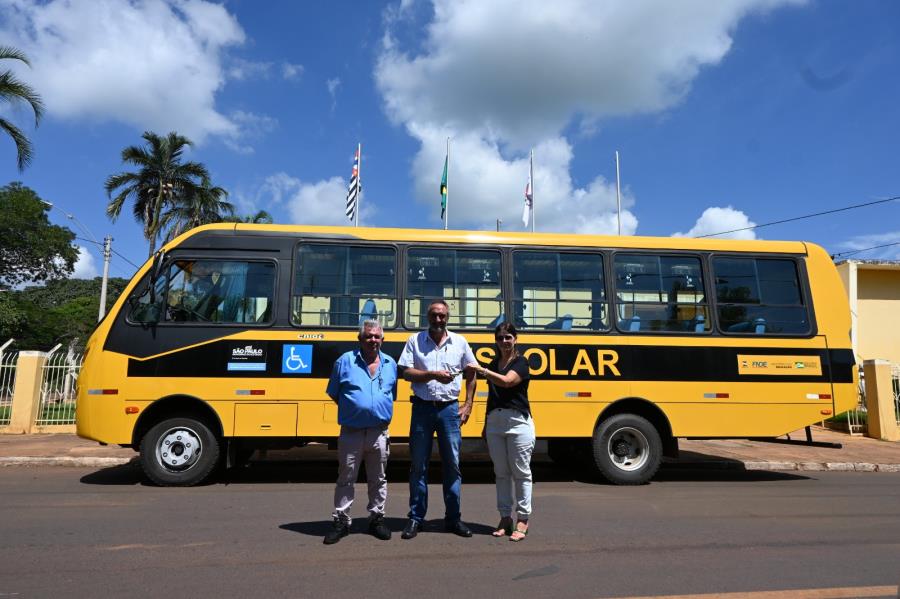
408;401;462;523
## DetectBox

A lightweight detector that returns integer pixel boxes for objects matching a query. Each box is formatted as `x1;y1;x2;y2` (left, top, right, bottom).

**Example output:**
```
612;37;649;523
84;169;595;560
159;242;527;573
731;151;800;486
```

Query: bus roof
166;222;810;255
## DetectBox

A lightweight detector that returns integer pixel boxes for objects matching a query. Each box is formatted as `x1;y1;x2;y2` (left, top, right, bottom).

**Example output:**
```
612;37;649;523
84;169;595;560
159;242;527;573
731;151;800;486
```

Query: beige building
836;260;900;364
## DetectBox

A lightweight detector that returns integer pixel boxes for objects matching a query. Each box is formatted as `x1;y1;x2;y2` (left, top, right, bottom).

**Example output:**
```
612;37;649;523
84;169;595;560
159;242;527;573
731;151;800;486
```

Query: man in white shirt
398;299;477;539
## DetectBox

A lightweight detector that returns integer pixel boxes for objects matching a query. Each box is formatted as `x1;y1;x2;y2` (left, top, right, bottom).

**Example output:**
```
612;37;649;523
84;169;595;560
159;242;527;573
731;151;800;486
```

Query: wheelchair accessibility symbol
282;344;312;374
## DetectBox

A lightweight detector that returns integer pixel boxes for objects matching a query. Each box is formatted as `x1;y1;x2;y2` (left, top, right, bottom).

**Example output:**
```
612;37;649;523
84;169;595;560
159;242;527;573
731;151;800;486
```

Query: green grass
37;403;75;424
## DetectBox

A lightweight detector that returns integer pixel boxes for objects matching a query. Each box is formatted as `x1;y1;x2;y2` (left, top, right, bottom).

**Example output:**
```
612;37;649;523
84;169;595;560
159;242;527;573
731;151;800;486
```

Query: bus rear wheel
592;414;662;485
140;417;220;487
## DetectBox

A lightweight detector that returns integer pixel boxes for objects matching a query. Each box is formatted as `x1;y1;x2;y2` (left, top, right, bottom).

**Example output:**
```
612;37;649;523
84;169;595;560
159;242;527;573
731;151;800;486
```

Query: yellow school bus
76;224;857;486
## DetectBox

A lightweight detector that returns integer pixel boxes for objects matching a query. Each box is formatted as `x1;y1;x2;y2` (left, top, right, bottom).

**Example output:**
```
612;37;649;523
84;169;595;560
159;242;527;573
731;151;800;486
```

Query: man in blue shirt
323;319;397;544
398;299;477;539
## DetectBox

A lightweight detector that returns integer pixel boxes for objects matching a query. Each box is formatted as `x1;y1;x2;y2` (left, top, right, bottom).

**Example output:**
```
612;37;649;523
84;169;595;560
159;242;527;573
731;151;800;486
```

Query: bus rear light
703;393;729;399
236;390;266;396
564;392;592;398
88;389;118;395
125;406;139;414
806;393;832;400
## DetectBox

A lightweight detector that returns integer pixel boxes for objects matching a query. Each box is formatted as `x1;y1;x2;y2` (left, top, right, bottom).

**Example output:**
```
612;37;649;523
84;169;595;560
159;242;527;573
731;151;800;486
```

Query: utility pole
98;235;112;321
496;218;502;232
615;151;622;236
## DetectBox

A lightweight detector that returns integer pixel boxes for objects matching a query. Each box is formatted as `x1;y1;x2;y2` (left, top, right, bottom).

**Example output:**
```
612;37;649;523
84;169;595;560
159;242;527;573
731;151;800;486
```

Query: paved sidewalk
0;426;898;472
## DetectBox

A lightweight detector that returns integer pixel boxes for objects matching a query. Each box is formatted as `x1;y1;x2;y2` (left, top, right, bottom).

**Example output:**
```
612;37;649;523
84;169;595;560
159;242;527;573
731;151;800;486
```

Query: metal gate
0;347;17;426
36;350;84;426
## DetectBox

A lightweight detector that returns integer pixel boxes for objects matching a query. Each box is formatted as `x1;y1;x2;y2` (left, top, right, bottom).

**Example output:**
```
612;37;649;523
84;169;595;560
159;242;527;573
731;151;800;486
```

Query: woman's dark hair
494;321;519;359
494;321;518;339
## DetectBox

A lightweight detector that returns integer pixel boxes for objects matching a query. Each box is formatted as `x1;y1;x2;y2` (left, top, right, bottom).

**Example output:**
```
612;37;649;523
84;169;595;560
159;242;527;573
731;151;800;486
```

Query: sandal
492;517;513;537
510;520;529;542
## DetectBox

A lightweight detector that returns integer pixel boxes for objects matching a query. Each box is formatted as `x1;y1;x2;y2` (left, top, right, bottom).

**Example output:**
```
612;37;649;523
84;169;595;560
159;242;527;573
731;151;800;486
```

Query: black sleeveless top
485;355;531;418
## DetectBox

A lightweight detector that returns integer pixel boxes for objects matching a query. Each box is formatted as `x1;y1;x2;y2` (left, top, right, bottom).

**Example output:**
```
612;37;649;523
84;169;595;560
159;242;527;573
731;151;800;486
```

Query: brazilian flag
440;156;448;219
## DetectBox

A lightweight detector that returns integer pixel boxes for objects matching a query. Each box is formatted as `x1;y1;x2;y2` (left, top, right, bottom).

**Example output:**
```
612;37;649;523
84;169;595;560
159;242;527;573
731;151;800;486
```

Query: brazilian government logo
282;344;313;374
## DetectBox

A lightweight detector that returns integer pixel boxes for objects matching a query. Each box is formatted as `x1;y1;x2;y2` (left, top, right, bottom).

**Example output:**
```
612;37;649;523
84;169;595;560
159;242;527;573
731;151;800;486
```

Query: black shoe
446;520;472;537
368;515;392;541
323;520;349;545
401;519;420;539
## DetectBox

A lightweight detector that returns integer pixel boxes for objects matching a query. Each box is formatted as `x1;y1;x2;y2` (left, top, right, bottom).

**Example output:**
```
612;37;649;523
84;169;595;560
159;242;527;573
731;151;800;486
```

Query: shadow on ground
79;451;810;486
279;517;495;537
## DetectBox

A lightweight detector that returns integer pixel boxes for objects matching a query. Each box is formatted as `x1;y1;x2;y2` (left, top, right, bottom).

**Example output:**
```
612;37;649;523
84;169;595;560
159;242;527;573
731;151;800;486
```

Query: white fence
0;350;18;426
35;350;84;426
893;365;900;426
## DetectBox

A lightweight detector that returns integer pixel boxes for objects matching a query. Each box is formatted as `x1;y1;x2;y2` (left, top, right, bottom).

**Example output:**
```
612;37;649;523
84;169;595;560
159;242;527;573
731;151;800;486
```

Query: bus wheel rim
607;426;649;472
155;427;202;472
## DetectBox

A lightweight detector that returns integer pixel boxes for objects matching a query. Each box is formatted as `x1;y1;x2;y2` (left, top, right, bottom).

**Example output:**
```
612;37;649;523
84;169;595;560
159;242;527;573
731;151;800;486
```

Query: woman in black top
468;322;534;541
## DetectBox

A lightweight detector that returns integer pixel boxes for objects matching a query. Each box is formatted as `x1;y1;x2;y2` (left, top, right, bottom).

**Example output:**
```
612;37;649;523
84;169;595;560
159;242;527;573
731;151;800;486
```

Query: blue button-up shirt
398;330;476;403
326;350;397;428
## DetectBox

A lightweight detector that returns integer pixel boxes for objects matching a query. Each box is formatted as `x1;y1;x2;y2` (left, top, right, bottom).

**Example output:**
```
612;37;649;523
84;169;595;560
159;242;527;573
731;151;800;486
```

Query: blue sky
1;0;899;281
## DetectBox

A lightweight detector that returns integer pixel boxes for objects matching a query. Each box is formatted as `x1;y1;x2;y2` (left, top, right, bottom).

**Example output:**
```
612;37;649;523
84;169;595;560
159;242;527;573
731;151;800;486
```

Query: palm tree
222;209;274;224
0;46;44;171
105;131;210;256
160;182;234;242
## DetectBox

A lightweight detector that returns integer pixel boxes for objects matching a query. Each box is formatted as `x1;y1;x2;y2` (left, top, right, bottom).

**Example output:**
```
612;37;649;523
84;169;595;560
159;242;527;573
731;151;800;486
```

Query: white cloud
228;58;273;81
410;129;637;233
222;110;278;154
672;206;758;239
0;0;252;144
835;231;900;260
375;0;801;233
71;246;99;279
253;172;374;226
282;62;304;80
326;77;341;111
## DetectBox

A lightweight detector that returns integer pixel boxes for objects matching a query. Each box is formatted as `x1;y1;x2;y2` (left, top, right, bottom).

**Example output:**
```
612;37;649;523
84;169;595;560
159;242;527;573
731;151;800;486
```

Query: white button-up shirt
398;330;476;403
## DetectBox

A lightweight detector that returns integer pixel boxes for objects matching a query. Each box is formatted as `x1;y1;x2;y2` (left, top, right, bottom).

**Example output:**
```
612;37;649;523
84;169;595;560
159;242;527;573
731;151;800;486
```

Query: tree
105;131;210;257
0;182;77;290
160;181;233;242
222;209;274;224
0;277;129;350
0;46;44;171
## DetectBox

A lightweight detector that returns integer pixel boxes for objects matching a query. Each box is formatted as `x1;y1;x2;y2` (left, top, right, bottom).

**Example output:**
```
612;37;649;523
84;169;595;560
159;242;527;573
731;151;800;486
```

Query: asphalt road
0;460;898;599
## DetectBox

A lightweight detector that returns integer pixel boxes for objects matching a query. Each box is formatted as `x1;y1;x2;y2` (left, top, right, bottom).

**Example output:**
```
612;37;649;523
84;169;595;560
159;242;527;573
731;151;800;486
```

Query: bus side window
405;248;502;329
613;254;709;334
512;251;606;331
162;259;276;324
714;257;808;335
293;244;397;328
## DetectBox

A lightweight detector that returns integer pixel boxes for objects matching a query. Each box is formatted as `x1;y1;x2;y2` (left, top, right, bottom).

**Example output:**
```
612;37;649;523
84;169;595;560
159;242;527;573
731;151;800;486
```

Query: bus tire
592;414;662;485
139;417;220;487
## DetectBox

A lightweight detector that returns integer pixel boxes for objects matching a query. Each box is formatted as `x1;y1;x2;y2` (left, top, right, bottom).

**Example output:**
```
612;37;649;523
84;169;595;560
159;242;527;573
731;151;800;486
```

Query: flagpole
530;149;535;233
355;143;362;227
615;150;622;235
445;137;450;231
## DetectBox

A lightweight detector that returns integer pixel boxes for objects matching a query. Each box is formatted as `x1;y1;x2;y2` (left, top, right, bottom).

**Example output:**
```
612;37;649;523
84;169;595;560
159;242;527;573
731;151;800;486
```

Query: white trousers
332;425;390;524
485;409;535;519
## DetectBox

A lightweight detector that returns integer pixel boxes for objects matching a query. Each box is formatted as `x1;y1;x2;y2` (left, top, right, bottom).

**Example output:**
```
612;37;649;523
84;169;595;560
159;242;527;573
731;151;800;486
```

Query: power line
697;195;900;238
831;241;900;260
74;236;140;270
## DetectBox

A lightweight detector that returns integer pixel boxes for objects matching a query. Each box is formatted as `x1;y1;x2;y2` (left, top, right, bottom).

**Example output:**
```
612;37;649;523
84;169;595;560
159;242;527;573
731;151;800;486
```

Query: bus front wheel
140;417;221;486
592;414;662;485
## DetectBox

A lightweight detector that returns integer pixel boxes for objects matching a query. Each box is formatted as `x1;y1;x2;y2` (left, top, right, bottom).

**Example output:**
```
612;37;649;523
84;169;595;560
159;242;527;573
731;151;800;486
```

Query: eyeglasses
495;335;515;341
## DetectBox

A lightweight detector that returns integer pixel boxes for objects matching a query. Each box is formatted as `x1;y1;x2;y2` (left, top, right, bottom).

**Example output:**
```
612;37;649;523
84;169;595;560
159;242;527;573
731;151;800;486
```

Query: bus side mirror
149;250;166;304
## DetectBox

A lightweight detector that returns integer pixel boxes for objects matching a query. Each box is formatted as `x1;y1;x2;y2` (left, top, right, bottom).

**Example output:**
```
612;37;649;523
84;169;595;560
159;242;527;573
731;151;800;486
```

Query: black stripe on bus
126;341;854;384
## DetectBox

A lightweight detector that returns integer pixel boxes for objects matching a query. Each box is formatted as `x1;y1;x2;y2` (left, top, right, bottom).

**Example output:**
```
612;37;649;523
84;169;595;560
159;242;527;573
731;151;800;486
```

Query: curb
0;457;134;467
666;460;900;473
0;455;899;472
